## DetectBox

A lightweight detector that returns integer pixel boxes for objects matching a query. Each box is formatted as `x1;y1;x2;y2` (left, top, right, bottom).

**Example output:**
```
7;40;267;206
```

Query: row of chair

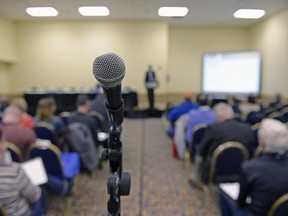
6;141;79;182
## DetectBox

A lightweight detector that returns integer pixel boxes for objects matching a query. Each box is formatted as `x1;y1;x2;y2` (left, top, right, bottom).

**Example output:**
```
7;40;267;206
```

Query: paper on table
21;157;48;186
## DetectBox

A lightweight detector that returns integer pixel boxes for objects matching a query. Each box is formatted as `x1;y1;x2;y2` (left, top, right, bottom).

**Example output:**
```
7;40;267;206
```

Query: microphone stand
102;100;131;216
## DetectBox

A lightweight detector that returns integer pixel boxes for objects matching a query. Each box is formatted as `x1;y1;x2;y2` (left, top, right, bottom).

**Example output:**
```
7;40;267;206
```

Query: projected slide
202;51;261;95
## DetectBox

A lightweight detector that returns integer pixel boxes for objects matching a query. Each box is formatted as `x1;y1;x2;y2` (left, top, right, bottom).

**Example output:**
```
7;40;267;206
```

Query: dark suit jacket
237;154;288;216
198;119;255;160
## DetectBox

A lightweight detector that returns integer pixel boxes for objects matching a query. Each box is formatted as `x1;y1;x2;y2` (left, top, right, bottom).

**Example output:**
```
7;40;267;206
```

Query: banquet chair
208;141;249;185
268;193;288;216
6;141;23;162
34;121;58;146
27;143;79;180
188;123;207;162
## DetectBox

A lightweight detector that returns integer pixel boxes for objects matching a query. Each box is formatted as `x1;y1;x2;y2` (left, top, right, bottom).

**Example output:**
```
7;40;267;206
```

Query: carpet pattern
46;118;220;215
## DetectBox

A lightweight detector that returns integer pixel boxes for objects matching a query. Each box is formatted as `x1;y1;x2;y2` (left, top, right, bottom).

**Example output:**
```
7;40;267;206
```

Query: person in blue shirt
185;94;216;144
166;92;199;138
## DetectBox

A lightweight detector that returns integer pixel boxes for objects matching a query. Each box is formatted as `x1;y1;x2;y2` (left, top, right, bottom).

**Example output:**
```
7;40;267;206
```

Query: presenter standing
144;65;159;111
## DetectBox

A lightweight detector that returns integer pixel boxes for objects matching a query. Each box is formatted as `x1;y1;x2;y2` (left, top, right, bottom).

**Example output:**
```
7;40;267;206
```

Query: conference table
24;90;138;116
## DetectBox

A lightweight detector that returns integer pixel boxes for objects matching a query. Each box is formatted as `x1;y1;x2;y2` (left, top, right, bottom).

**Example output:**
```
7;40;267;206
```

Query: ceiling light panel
78;6;110;16
233;9;265;19
158;7;189;17
26;7;58;17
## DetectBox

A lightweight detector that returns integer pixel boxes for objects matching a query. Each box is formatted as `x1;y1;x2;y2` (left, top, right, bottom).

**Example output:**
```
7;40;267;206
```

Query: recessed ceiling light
233;9;265;19
26;7;58;17
78;6;110;16
158;7;188;17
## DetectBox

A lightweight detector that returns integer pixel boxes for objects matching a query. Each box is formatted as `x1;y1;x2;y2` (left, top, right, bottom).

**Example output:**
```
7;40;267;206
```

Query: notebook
21;157;48;186
219;182;240;200
219;182;251;203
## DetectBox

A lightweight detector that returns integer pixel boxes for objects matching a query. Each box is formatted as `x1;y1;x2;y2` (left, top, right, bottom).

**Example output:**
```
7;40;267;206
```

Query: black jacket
237;154;288;216
198;119;255;159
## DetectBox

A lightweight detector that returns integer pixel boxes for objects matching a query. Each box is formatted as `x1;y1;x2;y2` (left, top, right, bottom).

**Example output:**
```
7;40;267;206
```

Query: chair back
34;121;58;145
208;141;249;184
268;193;288;216
189;123;207;162
5;142;22;162
0;202;8;216
27;143;64;179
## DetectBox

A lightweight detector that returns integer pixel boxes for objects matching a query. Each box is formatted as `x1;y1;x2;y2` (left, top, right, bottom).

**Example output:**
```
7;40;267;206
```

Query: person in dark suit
219;118;288;216
190;102;255;186
144;65;158;110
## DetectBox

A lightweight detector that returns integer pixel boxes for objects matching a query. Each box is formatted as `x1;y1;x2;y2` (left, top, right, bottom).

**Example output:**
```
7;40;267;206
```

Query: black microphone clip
106;99;124;129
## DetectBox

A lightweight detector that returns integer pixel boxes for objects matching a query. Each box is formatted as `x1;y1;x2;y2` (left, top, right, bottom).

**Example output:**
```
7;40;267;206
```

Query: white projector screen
202;50;262;95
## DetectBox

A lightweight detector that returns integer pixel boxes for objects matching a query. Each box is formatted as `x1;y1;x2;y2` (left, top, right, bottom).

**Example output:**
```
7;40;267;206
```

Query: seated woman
219;118;288;216
11;97;35;129
34;97;67;149
0;131;45;216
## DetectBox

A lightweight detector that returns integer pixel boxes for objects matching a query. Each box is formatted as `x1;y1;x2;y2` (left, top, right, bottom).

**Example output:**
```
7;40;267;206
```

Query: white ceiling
0;0;288;26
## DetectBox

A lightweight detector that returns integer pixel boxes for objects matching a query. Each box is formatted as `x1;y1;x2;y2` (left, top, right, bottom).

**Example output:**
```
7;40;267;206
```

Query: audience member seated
219;119;288;216
189;102;256;187
68;94;100;148
0;131;45;216
34;97;67;149
166;92;199;138
0;105;36;156
34;97;66;135
226;95;241;118
11;97;35;129
89;89;110;133
185;94;216;145
239;95;261;122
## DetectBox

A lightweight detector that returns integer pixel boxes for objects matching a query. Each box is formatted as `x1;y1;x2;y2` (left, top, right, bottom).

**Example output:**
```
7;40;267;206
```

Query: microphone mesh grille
93;53;126;88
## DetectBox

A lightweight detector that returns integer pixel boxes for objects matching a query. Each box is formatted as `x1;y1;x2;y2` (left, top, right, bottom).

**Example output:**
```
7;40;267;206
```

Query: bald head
2;105;22;124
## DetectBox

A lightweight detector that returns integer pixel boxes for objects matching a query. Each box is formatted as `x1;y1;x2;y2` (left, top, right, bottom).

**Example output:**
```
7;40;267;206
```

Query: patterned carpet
46;118;220;216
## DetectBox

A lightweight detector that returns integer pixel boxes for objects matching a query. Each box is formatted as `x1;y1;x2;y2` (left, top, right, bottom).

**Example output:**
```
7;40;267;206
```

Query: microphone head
93;53;126;88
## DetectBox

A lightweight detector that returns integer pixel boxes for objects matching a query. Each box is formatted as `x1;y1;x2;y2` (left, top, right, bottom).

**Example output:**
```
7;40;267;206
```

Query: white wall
249;8;288;97
168;26;249;94
9;21;168;94
0;17;17;94
0;63;10;94
2;8;288;98
0;17;17;63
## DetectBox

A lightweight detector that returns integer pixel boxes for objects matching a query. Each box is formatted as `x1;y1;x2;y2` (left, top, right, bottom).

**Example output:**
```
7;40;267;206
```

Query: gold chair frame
267;193;288;216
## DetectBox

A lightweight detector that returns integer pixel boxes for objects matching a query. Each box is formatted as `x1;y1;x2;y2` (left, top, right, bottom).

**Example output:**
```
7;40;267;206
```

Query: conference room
0;0;288;215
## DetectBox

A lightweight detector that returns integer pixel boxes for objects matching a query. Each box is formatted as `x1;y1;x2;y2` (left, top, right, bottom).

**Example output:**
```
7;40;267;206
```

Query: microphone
92;53;126;127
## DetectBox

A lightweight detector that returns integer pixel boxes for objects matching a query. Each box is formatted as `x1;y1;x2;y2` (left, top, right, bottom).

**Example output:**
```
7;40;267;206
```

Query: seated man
185;94;216;145
68;94;100;148
166;91;199;138
0;131;45;216
219;118;288;216
190;102;255;186
0;105;36;156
